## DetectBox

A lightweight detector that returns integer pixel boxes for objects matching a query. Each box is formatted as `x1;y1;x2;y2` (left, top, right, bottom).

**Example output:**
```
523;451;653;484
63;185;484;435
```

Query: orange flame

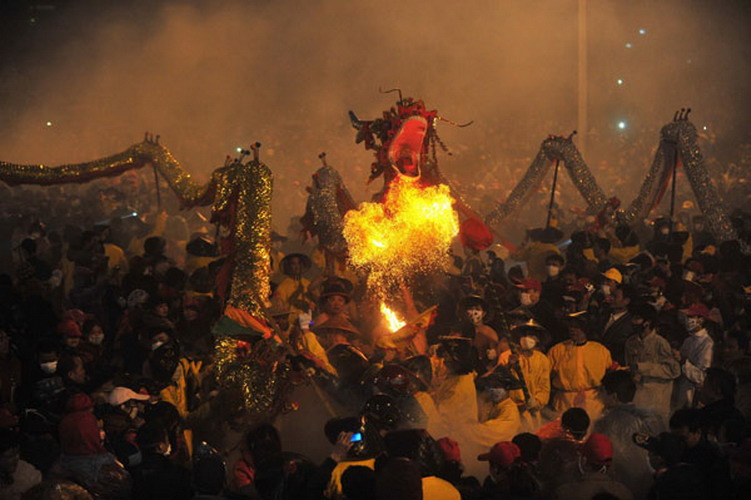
380;302;406;332
343;176;459;296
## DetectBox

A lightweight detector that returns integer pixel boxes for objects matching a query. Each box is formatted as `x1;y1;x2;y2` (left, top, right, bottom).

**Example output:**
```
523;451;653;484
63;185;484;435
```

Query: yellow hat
602;267;623;284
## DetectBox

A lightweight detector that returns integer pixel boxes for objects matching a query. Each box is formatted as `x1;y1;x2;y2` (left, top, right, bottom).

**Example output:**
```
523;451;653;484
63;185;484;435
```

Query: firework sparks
343;176;459;296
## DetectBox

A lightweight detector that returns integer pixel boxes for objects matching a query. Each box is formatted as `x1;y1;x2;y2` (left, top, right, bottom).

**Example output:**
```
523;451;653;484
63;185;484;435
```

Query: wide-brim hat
460;294;489;311
280;253;312;275
186;235;219;257
319;278;354;303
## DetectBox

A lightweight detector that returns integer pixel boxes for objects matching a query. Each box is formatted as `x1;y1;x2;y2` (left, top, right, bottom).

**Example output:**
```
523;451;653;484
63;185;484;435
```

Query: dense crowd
1;164;751;500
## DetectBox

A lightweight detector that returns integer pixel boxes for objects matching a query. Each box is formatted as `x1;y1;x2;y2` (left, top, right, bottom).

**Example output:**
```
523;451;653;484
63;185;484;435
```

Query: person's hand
330;432;354;463
672;349;682;362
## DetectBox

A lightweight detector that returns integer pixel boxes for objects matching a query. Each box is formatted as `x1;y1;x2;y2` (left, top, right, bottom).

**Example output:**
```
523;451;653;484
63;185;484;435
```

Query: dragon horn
379;86;403;103
437;117;474;128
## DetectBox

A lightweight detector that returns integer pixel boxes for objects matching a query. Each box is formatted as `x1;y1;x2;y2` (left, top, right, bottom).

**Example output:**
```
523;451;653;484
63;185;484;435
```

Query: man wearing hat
272;253;316;315
515;278;563;344
674;303;714;409
554;433;633;500
501;326;551;429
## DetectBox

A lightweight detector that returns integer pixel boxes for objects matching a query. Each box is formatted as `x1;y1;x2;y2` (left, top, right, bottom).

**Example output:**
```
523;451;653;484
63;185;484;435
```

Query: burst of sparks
343;176;459;297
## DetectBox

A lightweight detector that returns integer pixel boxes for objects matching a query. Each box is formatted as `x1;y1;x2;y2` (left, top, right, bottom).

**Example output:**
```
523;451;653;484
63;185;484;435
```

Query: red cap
57;319;82;338
581;433;613;467
681;302;711;319
437;437;462;463
459;217;494;251
62;308;86;325
514;278;542;293
478;441;521;468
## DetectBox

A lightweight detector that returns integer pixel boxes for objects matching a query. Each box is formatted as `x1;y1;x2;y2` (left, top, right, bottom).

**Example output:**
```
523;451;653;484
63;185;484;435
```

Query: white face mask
151;340;165;351
600;284;611;296
520;336;537;350
40;361;58;374
89;334;105;346
687;317;703;333
487;387;508;403
467;308;484;325
520;293;533;306
546;265;560;277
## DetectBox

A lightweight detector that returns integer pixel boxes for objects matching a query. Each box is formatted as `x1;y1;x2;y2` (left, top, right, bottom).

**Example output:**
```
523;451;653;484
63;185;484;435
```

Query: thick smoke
1;0;749;229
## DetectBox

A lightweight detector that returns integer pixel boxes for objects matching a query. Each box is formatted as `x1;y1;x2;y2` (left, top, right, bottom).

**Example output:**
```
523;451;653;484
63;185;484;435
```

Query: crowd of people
0;164;751;500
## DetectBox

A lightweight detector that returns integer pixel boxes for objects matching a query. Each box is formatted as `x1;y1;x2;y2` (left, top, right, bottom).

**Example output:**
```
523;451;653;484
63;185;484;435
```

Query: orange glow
343;175;459;296
380;302;406;332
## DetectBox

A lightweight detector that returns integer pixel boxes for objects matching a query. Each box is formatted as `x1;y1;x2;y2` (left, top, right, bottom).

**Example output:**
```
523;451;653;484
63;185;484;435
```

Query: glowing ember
380;303;406;332
343;176;459;296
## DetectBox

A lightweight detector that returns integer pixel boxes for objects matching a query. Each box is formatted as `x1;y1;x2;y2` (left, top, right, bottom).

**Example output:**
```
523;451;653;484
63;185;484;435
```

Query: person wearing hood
131;420;191;500
553;433;633;500
674;303;714;409
56;393;131;497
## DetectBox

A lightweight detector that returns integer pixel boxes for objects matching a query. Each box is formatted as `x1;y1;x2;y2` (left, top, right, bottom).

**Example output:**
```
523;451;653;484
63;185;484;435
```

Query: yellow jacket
548;340;612;419
435;373;478;426
326;458;376;499
273;277;314;314
517;350;552;409
609;245;640;265
473;398;521;448
414;391;450;439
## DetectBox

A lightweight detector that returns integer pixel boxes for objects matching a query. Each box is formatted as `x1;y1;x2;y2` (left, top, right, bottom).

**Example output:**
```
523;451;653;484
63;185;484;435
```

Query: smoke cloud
1;0;749;229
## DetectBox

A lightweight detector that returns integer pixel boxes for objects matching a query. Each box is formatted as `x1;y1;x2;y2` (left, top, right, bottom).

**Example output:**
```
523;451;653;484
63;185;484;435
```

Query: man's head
601;370;636;407
561;407;590;441
722;330;749;363
610;284;633;312
36;339;59;374
137;421;172;456
478;441;520;478
461;295;487;325
669;408;703;449
681;303;710;334
566;317;588;345
580;433;613;472
512;433;542;464
58;354;86;386
58;319;83;349
629;302;657;337
545;254;565;278
515;279;541;307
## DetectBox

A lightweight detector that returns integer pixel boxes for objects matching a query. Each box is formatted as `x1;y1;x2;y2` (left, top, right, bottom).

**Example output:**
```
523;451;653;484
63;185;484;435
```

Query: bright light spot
616;78;624;86
618;121;627;130
131;212;138;217
236;147;242;153
703;126;708;131
371;239;386;248
45;121;52;127
380;303;406;332
625;42;633;48
638;28;646;35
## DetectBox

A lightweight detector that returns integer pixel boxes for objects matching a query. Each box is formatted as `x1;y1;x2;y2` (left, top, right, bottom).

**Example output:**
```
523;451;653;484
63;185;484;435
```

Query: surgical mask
600;284;611;296
650;295;667;310
520;336;537;350
40;361;58;374
89;334;104;346
546;265;560;277
687;317;702;333
151;340;165;351
467;309;484;325
520;293;533;306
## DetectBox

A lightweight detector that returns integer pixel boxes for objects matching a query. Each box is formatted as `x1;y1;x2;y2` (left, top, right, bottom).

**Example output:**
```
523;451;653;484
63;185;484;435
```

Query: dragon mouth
388;115;428;178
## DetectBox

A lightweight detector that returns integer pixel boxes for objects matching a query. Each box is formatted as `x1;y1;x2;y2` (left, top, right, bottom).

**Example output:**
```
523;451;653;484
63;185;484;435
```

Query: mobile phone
350;432;362;443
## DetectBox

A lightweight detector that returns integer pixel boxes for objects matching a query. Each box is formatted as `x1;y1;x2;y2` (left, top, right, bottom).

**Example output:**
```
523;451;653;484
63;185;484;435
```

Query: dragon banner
484;114;738;243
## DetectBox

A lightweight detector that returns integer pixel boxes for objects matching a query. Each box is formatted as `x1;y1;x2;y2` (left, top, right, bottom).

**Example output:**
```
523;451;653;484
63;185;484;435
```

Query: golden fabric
548;340;612;419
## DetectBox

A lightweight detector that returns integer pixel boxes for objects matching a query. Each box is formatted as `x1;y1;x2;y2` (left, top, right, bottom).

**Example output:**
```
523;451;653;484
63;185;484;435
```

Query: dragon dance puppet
0;137;301;420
